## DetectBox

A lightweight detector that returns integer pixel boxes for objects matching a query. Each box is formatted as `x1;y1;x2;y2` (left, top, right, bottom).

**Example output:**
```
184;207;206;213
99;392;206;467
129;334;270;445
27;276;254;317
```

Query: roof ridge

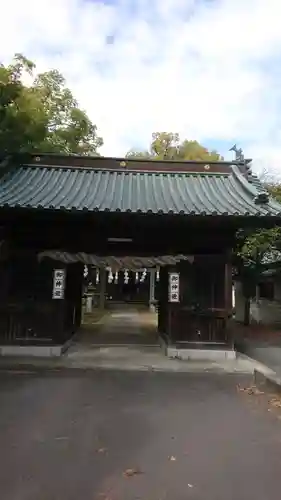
23;163;230;176
21;152;249;165
15;153;238;174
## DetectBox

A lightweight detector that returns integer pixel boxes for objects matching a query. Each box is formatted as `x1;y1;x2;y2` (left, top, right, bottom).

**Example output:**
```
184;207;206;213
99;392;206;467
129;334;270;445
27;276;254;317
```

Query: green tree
0;54;47;157
234;180;281;324
126;150;151;159
236;181;281;271
33;70;103;154
127;132;222;161
177;139;222;161
0;54;103;158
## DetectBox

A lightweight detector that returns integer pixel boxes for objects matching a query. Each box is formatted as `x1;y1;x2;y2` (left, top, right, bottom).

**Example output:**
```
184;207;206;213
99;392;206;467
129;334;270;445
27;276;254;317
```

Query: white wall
234;280;281;325
250;298;281;325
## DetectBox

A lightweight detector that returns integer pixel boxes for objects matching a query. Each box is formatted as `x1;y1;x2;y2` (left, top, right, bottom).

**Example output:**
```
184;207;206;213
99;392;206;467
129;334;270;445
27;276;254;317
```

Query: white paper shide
168;272;180;303
52;269;66;299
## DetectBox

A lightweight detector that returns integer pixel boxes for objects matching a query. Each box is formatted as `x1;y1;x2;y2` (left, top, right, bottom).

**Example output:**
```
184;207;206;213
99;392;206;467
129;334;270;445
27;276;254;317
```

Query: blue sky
1;0;281;174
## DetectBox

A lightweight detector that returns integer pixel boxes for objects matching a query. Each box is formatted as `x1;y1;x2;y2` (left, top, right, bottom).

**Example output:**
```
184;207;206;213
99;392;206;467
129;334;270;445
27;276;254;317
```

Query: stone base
167;346;236;361
159;336;168;355
0;339;72;358
253;368;281;394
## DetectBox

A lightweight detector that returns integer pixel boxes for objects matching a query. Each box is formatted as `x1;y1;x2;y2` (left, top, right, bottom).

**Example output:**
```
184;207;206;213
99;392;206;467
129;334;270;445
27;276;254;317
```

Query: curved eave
0;165;281;218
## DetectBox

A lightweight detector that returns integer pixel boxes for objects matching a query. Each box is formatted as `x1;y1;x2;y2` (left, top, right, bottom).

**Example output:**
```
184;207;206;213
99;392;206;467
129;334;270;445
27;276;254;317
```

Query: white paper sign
52;269;66;299
168;272;180;303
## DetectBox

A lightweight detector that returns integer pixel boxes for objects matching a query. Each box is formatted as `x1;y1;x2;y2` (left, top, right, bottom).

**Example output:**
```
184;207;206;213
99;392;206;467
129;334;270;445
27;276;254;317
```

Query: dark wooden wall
0;210;237;255
158;256;233;346
0;248;84;344
0;210;235;346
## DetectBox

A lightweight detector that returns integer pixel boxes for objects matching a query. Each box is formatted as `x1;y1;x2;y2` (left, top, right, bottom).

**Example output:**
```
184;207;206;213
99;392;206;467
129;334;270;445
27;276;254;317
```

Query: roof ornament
229;144;244;161
254;192;269;204
230;145;269;204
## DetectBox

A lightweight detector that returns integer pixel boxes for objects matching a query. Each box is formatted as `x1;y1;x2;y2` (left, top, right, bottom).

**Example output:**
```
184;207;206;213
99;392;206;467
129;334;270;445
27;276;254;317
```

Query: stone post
86;294;93;313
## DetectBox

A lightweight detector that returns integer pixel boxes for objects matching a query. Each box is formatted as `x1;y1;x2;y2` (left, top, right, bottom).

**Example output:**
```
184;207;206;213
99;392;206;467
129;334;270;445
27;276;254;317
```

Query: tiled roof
0;154;280;217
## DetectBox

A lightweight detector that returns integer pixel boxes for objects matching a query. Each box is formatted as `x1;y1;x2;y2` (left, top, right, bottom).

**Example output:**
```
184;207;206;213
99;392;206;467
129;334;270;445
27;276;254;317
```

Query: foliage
0;54;47;156
266;182;281;202
127;132;222;161
235;181;281;282
237;227;281;264
33;70;103;154
0;54;103;158
126;149;151;159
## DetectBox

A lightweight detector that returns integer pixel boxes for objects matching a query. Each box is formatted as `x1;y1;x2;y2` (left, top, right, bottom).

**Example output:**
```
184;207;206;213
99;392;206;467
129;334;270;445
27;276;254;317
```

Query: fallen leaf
237;384;245;392
169;456;176;461
270;398;281;408
237;385;264;395
188;484;193;488
97;447;107;453
253;389;265;395
123;468;142;477
248;388;264;396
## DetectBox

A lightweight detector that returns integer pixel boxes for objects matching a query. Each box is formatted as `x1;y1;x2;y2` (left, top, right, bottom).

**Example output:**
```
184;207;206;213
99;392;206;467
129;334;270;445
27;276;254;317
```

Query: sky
1;0;281;174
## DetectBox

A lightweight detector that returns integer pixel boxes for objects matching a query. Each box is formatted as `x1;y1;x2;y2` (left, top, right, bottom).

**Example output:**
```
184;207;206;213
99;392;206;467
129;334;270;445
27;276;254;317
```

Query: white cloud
1;0;281;169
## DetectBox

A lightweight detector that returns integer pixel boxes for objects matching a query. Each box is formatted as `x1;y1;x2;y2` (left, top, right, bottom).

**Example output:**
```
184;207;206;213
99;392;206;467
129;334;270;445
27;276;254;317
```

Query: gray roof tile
0;159;281;217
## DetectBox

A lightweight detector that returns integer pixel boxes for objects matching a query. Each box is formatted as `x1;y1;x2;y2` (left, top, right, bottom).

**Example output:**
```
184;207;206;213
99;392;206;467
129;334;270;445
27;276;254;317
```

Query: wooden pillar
99;267;106;309
168;265;182;343
50;262;67;342
75;264;84;328
224;252;233;344
149;268;156;311
0;243;10;302
157;267;168;339
224;252;233;313
0;239;12;341
64;262;84;330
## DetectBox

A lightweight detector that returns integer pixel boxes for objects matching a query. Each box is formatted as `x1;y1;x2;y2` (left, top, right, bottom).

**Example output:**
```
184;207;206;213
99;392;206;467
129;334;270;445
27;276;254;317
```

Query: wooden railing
0;301;69;344
168;306;231;345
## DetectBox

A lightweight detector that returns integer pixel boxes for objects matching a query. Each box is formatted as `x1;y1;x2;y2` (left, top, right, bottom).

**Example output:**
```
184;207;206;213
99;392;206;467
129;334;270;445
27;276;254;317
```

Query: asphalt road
1;369;281;500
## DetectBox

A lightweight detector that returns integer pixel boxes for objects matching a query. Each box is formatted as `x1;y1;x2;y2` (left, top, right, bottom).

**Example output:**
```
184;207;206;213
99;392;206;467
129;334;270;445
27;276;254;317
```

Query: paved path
0;310;265;373
65;309;167;370
1;370;281;500
64;310;261;373
79;308;159;346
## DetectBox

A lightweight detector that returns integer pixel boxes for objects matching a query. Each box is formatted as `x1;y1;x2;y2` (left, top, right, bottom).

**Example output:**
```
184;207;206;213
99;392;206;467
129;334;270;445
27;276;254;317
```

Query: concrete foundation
167;346;236;361
0;339;72;358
